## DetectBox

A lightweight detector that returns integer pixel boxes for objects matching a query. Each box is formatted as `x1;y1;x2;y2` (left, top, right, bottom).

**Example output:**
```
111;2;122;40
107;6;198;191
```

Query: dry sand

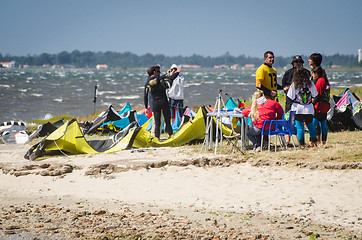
0;133;361;239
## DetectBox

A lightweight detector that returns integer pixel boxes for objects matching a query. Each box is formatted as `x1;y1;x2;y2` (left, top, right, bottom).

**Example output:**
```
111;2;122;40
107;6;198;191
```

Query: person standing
308;53;329;83
255;51;283;100
287;68;318;148
166;64;185;123
144;65;181;139
282;55;305;113
308;53;323;71
308;53;330;145
312;66;330;146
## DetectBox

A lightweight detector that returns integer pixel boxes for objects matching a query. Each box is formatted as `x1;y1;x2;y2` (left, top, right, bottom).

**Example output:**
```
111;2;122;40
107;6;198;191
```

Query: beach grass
198;129;362;165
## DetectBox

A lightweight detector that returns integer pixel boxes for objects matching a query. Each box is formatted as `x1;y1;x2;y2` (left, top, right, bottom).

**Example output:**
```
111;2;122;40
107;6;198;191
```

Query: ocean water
0;69;361;123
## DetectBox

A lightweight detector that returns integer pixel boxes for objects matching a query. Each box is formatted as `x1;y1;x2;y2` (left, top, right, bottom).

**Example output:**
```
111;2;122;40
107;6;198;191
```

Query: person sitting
241;90;284;152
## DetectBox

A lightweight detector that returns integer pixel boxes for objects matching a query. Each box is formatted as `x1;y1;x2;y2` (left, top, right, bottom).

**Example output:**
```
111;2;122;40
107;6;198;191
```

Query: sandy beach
0;131;361;239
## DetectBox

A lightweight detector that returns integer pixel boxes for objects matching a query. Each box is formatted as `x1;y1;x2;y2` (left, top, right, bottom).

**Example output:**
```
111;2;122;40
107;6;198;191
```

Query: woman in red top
312;66;330;146
241;90;284;151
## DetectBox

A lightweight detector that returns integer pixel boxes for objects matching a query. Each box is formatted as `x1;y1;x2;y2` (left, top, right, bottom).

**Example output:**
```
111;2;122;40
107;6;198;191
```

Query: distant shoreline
2;66;362;72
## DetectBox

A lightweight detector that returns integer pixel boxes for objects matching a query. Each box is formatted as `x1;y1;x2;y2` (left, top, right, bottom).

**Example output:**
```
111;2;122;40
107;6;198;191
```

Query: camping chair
223;133;244;154
222;119;244;154
261;111;297;152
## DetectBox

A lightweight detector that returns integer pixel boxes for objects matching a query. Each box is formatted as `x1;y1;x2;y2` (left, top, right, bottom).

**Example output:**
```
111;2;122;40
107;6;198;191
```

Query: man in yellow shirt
255;51;283;99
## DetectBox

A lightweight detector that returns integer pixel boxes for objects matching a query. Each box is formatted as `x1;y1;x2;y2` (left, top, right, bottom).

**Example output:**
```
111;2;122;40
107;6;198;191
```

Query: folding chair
261;111;297;152
223;133;244;154
223;116;245;154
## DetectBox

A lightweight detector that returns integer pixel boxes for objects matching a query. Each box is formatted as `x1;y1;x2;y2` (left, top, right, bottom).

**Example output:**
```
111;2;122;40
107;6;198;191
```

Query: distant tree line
0;51;360;69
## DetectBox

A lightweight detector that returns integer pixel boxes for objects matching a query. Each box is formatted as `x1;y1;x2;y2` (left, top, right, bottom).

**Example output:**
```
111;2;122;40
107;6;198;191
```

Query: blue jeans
169;98;184;118
247;126;262;148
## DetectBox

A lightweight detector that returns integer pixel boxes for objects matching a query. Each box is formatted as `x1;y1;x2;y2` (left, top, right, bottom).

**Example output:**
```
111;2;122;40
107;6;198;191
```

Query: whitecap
30;93;43;97
235;82;252;85
0;84;10;88
184;82;202;87
105;95;139;100
18;89;28;92
43;113;53;120
98;91;117;96
54;98;63;102
100;102;112;106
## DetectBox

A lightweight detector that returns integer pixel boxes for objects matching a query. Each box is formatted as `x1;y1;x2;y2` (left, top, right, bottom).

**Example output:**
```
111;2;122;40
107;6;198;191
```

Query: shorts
295;114;314;125
314;112;327;122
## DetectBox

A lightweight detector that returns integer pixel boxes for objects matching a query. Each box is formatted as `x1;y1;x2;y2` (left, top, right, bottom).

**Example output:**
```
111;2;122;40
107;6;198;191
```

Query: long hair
293;68;312;90
312;66;329;85
250;90;264;122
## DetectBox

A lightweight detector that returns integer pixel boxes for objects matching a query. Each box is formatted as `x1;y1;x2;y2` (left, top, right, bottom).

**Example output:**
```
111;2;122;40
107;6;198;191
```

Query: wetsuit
144;72;179;139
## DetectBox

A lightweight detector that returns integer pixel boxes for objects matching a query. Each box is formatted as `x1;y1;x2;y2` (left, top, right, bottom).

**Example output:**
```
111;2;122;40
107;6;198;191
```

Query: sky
1;0;362;58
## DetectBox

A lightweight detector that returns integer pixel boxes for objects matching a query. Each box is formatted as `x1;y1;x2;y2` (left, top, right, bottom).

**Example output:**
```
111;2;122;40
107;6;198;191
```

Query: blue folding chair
261;111;297;152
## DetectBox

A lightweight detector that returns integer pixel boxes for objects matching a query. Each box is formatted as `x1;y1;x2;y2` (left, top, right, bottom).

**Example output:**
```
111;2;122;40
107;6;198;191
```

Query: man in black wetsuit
144;65;181;139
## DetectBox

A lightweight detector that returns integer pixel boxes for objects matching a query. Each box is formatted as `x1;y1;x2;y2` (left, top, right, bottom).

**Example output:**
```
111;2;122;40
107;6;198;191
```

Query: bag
298;87;312;105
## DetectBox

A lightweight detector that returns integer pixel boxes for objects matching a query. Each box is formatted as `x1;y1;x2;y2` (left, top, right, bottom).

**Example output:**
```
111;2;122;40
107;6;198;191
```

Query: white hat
170;64;178;69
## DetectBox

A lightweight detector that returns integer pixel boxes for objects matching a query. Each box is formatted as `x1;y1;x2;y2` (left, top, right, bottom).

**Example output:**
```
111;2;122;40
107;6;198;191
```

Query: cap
291;55;304;64
170;64;178;69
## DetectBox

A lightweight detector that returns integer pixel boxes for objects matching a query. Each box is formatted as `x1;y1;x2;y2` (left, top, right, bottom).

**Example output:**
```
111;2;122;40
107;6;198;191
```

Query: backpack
321;85;330;103
297;87;312;105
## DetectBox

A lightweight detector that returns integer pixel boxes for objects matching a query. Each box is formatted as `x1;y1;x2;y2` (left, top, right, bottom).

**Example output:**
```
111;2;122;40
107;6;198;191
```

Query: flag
336;92;349;108
93;85;98;103
183;107;191;118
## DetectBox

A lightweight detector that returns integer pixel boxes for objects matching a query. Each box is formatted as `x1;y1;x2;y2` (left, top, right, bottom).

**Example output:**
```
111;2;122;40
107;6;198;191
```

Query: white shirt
167;74;184;100
287;82;317;115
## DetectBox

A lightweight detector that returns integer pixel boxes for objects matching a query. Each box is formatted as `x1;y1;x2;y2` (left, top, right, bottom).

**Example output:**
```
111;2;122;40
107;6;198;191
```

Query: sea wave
105;95;140;100
30;93;43;97
0;69;361;123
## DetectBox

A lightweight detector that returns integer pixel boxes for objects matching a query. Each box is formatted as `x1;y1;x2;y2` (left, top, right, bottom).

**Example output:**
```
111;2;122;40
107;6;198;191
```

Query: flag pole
93;84;98;115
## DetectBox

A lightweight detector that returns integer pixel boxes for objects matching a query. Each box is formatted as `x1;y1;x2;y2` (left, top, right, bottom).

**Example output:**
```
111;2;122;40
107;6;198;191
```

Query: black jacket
144;72;179;108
